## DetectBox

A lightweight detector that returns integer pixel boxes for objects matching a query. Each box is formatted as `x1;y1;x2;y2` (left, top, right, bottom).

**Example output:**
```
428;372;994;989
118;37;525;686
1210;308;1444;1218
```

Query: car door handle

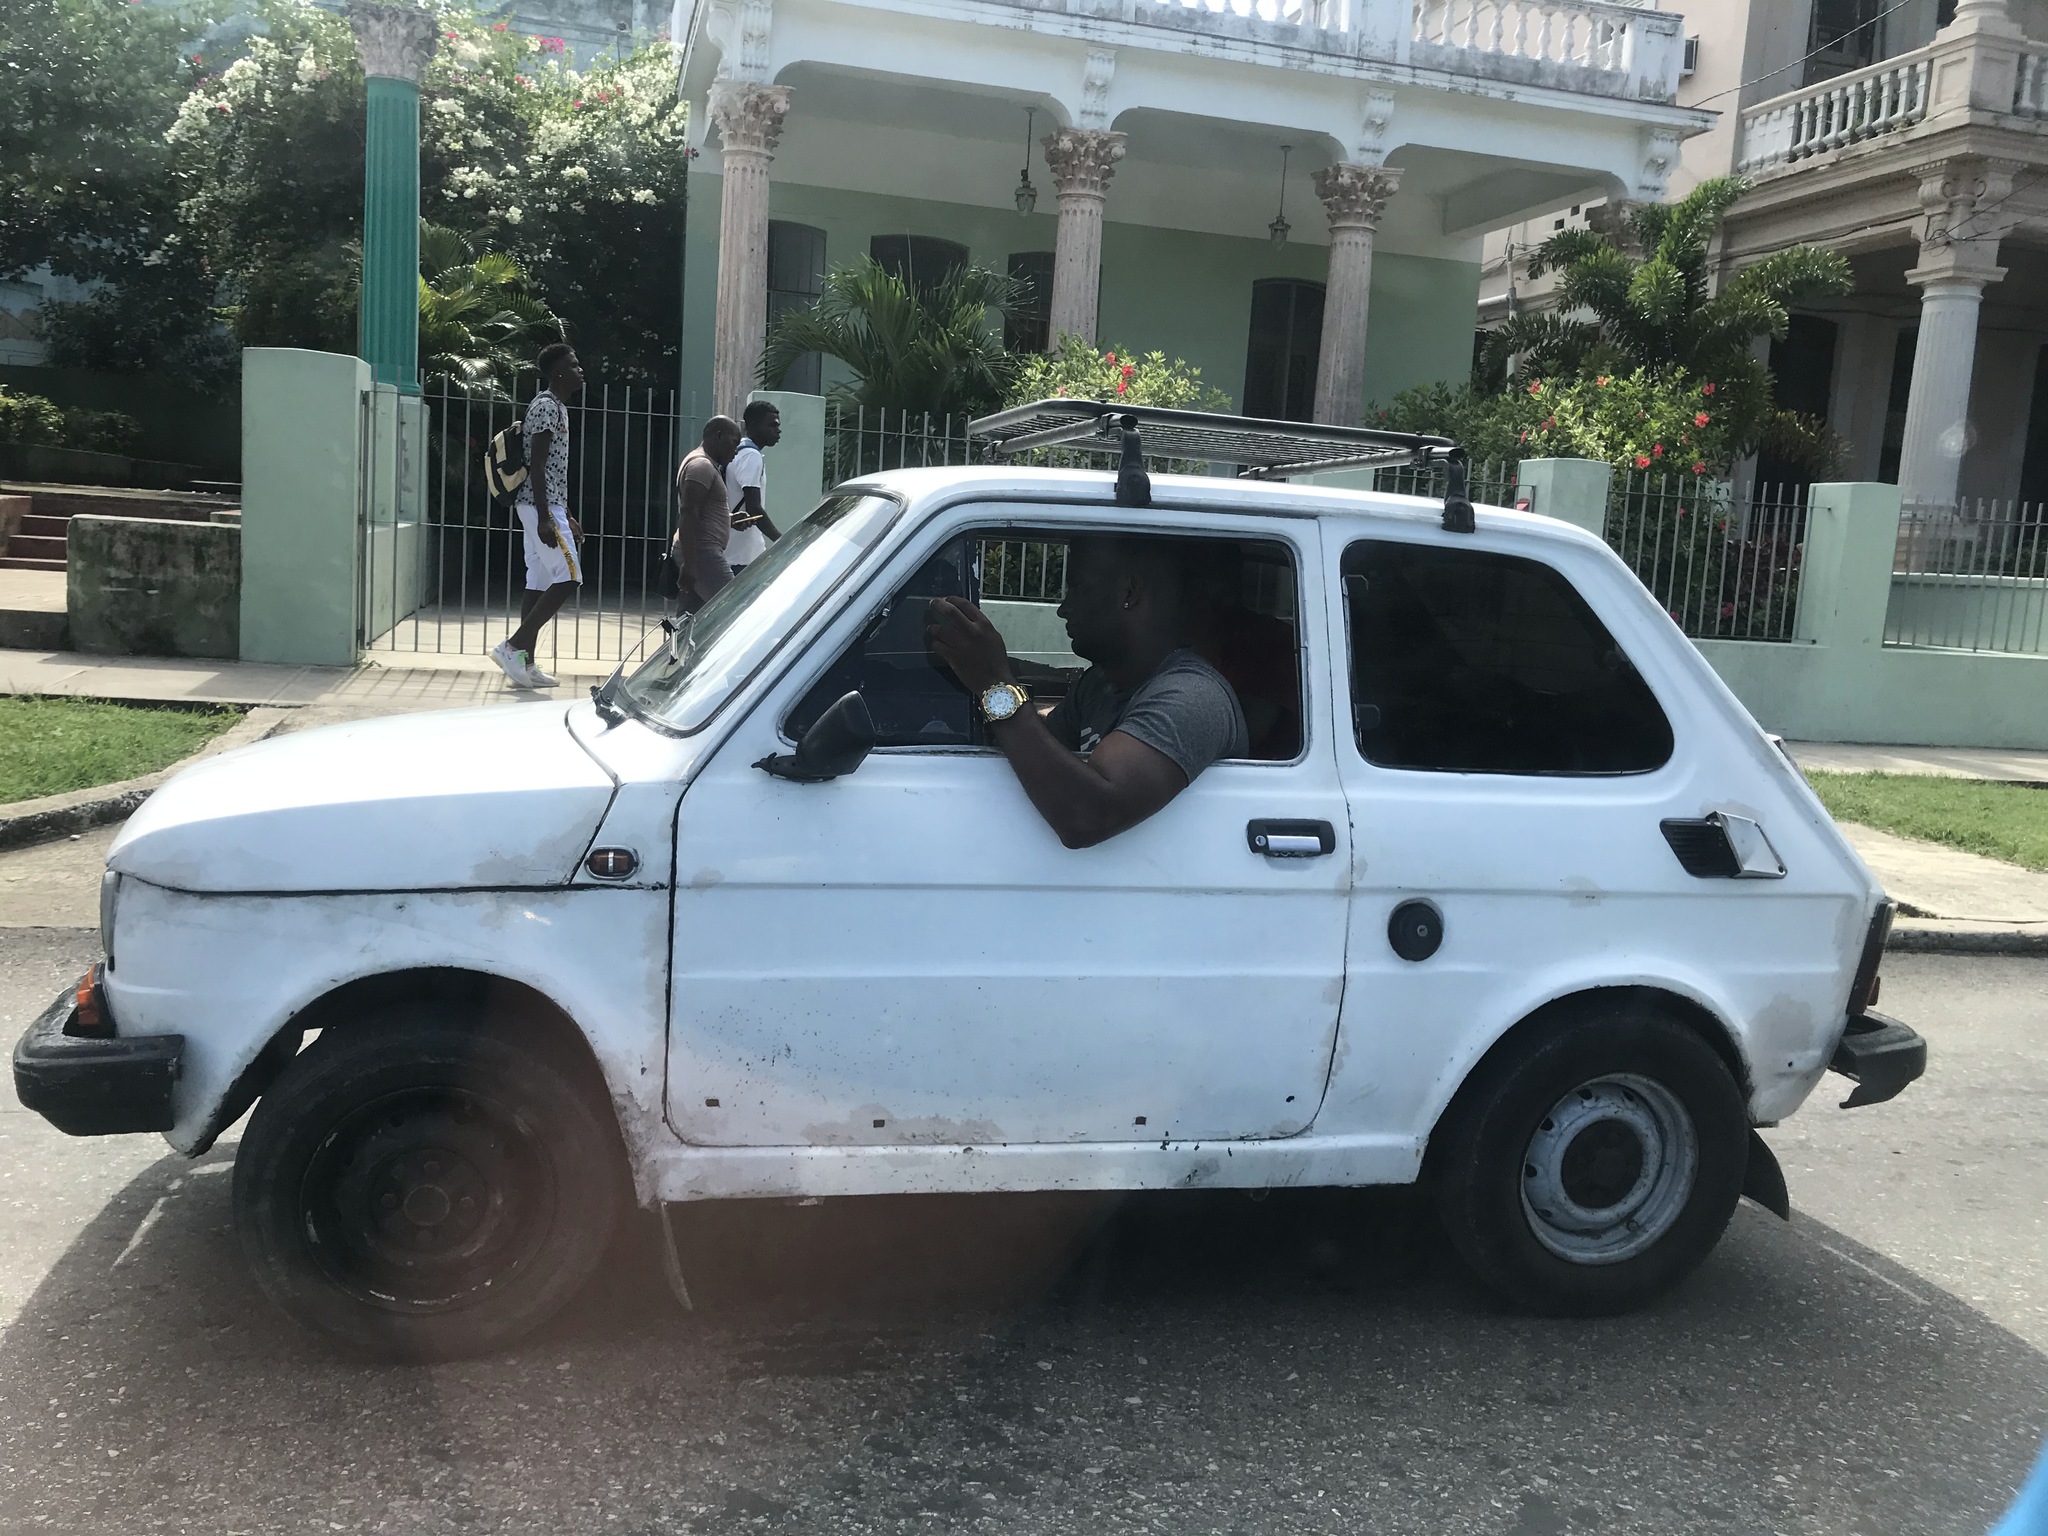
1247;820;1336;858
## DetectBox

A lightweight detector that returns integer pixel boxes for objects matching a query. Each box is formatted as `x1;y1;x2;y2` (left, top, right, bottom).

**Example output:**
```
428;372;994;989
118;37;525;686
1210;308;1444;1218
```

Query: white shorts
517;501;580;590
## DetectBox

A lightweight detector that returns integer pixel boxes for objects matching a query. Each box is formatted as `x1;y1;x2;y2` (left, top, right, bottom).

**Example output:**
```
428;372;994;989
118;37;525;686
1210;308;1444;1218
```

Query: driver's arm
926;596;1187;849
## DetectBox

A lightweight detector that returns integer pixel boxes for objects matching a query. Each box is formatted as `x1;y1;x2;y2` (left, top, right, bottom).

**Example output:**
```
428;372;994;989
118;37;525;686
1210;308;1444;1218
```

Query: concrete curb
1889;923;2048;956
0;706;290;851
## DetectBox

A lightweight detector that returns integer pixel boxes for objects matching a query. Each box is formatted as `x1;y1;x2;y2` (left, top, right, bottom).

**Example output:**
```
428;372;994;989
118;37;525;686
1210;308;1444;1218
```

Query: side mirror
755;691;876;783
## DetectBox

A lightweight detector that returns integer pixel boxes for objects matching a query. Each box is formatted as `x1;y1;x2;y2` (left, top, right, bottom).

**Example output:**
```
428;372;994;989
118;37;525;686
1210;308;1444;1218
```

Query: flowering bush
1007;336;1231;414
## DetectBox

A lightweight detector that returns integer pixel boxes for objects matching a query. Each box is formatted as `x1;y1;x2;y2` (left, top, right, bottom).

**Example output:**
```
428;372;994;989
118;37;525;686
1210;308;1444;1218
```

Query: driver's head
1057;535;1192;666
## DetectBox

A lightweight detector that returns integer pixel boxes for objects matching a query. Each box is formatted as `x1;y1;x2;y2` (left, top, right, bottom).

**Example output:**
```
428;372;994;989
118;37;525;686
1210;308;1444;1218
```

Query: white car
14;407;1924;1359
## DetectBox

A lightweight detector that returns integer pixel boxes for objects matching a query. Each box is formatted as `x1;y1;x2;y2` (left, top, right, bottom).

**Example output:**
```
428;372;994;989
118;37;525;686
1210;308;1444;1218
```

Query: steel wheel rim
1519;1073;1697;1266
300;1087;556;1313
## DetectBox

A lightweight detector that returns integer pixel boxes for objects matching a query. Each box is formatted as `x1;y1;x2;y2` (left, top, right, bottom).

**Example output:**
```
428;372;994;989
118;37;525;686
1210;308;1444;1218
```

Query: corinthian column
1041;127;1126;346
709;80;792;417
348;0;436;393
1310;163;1400;428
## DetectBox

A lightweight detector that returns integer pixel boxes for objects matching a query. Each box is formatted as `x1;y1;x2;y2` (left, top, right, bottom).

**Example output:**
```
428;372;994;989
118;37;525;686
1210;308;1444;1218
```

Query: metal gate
359;375;703;671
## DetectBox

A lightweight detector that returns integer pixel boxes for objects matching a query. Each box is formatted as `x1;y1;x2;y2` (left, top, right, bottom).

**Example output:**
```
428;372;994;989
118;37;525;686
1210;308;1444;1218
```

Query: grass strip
1807;770;2048;872
0;696;243;804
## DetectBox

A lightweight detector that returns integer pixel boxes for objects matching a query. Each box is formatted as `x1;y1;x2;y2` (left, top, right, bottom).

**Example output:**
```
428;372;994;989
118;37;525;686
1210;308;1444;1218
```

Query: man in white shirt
723;400;783;571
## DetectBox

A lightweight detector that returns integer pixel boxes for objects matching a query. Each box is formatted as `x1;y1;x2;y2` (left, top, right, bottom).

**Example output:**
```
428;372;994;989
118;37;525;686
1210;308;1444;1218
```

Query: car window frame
772;500;1320;770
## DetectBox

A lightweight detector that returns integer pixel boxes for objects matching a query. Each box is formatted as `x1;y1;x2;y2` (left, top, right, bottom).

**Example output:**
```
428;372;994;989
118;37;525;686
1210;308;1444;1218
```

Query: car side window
1343;538;1672;775
787;529;1305;759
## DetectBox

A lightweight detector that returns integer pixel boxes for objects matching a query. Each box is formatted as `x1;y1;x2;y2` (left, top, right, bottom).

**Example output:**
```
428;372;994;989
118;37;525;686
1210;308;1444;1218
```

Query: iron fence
825;405;976;482
1371;457;1519;508
1886;499;2048;653
361;376;702;669
1604;472;1808;642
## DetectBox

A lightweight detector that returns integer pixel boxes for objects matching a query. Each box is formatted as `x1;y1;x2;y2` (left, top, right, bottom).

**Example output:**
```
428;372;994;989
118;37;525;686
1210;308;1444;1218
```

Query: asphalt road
1;928;2043;1536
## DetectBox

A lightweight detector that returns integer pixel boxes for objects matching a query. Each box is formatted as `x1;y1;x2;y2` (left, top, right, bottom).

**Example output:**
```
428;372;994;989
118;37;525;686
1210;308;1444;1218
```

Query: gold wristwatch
978;681;1031;724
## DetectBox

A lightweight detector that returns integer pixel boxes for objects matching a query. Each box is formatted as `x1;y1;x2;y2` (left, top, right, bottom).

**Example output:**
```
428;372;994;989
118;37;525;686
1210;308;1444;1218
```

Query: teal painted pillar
1515;458;1614;537
348;2;437;395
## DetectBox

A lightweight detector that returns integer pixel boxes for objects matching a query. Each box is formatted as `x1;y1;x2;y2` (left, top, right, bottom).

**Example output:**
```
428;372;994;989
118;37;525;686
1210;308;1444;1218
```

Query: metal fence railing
825;405;975;482
361;376;702;669
1372;456;1519;508
1886;499;2048;654
1604;472;1808;642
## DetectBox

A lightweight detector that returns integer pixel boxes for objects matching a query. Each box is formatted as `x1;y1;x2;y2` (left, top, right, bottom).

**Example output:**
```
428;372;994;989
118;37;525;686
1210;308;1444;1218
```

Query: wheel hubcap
1520;1074;1697;1266
302;1088;554;1313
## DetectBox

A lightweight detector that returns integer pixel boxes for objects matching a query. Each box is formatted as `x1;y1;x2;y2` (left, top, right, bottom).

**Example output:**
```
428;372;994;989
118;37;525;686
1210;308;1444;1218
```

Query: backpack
483;418;527;508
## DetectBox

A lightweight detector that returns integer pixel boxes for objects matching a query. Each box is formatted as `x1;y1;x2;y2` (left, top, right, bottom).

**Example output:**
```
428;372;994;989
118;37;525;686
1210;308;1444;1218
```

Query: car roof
841;465;1609;552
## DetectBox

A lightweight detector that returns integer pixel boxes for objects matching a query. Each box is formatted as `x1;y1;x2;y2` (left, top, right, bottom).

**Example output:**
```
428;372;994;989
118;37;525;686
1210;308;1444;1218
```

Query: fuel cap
1387;899;1444;963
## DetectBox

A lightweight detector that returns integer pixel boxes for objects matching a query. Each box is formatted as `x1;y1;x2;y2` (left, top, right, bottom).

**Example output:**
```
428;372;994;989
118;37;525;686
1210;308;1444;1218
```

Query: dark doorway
1754;313;1839;492
870;236;969;298
767;221;826;395
1244;278;1324;422
1006;252;1055;354
1878;327;1918;485
2018;344;2048;508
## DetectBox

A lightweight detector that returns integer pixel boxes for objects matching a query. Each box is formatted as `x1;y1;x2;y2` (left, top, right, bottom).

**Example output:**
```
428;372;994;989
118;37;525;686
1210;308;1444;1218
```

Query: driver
927;535;1247;848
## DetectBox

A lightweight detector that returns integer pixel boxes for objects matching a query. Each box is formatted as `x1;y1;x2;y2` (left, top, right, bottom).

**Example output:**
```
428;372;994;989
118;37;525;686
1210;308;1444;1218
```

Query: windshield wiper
590;665;626;725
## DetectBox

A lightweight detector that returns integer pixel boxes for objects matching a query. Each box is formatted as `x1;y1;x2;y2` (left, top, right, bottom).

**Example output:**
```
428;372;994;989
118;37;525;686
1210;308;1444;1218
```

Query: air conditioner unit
1682;35;1699;76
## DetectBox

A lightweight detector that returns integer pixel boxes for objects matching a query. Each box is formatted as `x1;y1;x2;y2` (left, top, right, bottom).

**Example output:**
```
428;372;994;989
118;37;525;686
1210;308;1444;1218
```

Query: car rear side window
1342;539;1672;775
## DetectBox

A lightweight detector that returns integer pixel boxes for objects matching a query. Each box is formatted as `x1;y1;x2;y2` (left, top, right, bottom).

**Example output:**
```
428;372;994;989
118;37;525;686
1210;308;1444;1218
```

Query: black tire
232;1007;628;1360
1430;1002;1748;1316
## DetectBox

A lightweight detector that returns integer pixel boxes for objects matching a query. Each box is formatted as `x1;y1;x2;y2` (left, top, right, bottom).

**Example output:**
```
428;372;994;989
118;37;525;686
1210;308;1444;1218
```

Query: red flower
492;19;508;29
1115;378;1127;396
1653;444;1665;457
1104;351;1116;363
1121;363;1135;379
1595;375;1611;386
1635;454;1652;469
443;29;458;40
1703;382;1716;395
1518;430;1528;443
1694;411;1710;427
1528;381;1542;395
1542;416;1555;429
1720;602;1737;619
1693;460;1706;474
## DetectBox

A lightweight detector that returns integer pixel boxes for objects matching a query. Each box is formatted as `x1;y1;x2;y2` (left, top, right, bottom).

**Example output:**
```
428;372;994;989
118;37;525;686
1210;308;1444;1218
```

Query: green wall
682;172;1480;421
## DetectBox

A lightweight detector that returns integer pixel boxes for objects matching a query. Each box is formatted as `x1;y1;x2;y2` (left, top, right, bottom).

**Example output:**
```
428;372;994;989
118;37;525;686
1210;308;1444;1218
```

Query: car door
665;502;1351;1149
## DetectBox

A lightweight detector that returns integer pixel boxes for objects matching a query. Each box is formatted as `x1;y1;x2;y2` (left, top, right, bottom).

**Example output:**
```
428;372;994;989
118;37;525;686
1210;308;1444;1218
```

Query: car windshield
619;491;901;731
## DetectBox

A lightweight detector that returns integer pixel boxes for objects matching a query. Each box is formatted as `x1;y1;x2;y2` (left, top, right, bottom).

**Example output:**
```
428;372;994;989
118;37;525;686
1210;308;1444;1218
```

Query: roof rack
967;399;1477;532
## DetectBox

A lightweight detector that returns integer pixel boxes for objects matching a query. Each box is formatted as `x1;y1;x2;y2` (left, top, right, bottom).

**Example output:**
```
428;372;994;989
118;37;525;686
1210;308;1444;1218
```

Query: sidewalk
1785;740;2048;784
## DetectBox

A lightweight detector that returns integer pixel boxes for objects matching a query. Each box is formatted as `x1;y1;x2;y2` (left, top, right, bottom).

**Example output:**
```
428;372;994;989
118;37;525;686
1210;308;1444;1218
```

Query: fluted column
348;0;436;393
1310;164;1400;428
710;80;791;417
1897;159;2013;504
1042;128;1125;346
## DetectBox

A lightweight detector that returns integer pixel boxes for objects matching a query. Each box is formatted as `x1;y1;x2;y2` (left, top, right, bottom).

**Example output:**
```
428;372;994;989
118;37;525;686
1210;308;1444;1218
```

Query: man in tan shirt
672;415;743;610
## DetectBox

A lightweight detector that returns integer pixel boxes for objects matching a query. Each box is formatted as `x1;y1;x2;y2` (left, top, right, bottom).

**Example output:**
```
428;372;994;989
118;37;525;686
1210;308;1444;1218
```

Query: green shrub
59;407;143;454
1008;336;1232;414
0;387;67;447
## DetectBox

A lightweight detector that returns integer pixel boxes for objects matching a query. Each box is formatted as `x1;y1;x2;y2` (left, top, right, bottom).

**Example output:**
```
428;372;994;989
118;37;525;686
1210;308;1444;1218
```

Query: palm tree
758;257;1021;417
416;222;562;390
1482;177;1852;457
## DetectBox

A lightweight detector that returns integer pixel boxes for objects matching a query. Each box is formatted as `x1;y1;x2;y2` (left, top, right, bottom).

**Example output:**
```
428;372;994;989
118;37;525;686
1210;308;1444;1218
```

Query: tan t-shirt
675;448;732;604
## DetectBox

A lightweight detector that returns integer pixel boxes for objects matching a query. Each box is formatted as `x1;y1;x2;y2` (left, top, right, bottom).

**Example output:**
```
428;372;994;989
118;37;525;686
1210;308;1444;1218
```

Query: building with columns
1483;0;2048;510
670;0;1710;430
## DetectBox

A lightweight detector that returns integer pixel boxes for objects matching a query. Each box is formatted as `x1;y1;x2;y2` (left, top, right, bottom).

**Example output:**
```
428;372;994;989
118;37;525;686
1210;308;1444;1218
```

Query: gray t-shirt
1045;648;1249;782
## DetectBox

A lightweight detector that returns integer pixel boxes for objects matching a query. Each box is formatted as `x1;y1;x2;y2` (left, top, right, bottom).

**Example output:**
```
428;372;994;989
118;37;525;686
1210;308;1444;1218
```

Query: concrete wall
66;515;240;660
239;348;369;666
685;173;1481;423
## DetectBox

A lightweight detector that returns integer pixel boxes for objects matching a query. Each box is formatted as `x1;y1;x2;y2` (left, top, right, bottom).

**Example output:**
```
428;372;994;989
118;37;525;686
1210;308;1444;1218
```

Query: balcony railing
1738;53;1932;174
2017;46;2048;117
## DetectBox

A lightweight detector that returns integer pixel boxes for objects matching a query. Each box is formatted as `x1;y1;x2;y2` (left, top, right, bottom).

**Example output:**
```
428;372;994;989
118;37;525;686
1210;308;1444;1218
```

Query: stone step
18;513;70;539
5;533;67;561
0;608;66;648
0;556;66;572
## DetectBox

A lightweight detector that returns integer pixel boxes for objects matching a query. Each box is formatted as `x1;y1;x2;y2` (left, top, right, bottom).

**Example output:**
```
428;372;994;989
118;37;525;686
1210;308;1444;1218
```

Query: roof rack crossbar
967;399;1477;530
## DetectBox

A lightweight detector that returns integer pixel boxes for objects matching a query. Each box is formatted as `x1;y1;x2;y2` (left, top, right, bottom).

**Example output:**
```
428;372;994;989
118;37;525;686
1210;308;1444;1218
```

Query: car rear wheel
1430;1001;1749;1315
232;1008;627;1360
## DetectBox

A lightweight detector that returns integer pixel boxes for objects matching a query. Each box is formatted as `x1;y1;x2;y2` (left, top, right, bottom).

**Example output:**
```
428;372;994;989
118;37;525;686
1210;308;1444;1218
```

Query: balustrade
1739;54;1931;174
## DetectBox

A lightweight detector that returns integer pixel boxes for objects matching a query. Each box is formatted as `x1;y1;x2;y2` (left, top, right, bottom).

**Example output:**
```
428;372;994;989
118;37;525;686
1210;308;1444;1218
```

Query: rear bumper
12;986;184;1136
1829;1009;1926;1109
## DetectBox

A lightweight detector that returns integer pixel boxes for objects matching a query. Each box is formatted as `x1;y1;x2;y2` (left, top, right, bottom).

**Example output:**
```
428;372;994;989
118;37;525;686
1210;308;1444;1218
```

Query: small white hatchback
15;429;1925;1358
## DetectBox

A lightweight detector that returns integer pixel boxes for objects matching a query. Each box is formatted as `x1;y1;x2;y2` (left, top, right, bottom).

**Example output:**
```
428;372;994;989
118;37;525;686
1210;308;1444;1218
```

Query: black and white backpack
483;419;527;508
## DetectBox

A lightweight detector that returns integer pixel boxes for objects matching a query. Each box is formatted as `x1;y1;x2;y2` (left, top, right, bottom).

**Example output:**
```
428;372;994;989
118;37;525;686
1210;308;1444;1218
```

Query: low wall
67;515;240;660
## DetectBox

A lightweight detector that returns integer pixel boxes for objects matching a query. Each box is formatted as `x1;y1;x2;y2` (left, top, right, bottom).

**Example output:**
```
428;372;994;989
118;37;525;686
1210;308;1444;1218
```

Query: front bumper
1830;1009;1926;1109
12;985;184;1136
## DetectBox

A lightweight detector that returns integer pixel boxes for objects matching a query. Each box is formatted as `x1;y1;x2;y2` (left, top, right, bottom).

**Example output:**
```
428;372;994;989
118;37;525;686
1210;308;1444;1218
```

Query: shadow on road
0;1149;2042;1535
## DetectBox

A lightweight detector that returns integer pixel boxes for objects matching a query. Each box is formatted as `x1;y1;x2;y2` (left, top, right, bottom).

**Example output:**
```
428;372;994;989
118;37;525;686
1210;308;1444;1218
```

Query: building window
1804;0;1886;85
1005;252;1055;353
1244;279;1324;422
767;222;826;395
870;235;968;299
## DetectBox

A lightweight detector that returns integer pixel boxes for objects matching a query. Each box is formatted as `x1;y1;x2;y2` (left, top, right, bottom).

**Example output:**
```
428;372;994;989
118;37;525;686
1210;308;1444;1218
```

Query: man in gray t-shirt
927;535;1247;848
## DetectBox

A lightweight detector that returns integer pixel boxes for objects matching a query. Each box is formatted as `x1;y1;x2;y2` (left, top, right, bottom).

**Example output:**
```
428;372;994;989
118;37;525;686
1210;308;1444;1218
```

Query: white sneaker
524;658;558;687
489;640;526;684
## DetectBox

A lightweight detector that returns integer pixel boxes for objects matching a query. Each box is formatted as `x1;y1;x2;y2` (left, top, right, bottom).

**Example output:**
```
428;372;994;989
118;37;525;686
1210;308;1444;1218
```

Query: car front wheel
232;1007;627;1360
1431;1001;1749;1315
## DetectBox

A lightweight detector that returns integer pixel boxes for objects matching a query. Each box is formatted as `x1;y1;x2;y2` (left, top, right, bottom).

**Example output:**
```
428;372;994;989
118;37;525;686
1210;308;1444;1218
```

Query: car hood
109;703;616;894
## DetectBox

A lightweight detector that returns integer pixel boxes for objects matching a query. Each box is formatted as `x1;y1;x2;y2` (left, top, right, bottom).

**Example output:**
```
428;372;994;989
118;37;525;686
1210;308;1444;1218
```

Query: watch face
984;685;1020;720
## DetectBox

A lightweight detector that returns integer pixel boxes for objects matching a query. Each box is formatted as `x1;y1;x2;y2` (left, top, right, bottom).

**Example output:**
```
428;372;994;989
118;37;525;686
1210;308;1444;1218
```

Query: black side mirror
755;691;875;782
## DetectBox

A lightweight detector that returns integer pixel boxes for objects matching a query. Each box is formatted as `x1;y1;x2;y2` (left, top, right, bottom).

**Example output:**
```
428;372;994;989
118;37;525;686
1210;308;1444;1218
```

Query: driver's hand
926;597;1013;694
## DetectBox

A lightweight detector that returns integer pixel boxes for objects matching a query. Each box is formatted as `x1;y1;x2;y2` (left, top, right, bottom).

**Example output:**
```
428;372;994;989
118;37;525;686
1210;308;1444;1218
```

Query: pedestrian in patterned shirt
492;342;584;687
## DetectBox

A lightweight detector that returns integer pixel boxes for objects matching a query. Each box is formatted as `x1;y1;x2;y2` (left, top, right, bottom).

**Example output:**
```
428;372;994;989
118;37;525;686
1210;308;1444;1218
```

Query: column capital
1909;155;2020;283
1042;128;1126;198
709;80;792;157
1312;163;1401;231
1636;128;1683;202
348;0;437;84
